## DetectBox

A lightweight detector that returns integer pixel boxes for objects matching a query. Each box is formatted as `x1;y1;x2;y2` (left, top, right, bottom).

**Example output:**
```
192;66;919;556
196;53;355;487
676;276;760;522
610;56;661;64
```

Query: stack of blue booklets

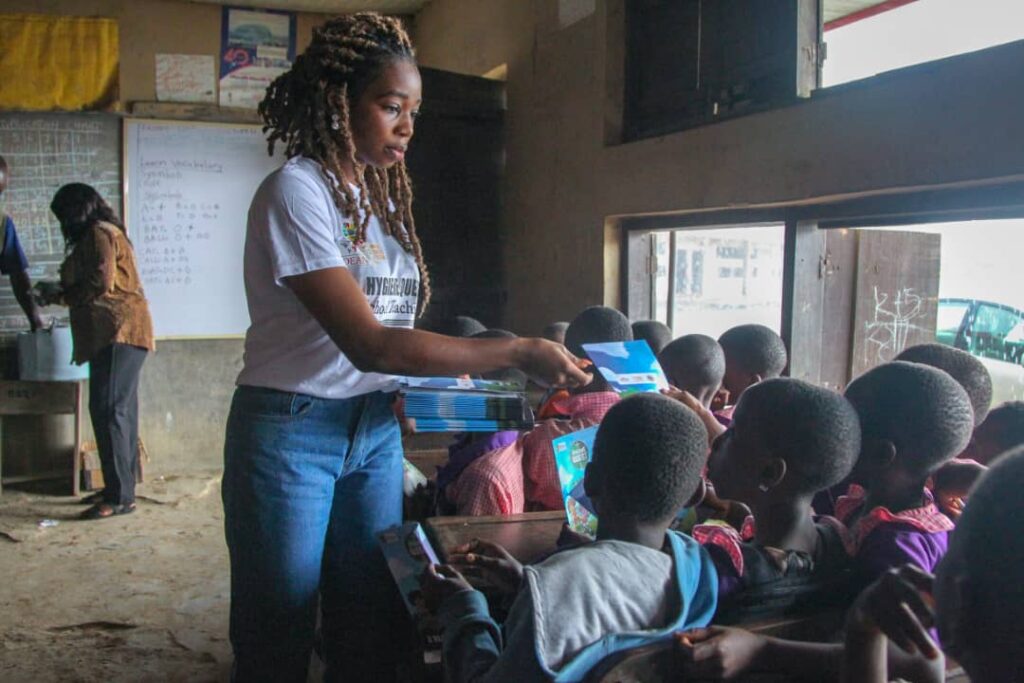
399;376;535;433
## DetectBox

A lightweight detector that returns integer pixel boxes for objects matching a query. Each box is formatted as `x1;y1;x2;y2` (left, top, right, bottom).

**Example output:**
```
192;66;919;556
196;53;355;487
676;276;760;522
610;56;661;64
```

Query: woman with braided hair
222;13;589;682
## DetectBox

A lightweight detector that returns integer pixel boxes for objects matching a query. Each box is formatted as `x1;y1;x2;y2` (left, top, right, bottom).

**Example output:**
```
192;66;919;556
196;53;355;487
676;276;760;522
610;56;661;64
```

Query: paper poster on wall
156;54;216;103
219;6;295;109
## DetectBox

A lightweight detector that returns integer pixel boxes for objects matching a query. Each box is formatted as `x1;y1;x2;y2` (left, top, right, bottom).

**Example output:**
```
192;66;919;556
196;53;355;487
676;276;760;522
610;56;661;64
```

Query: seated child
843;446;1024;683
716;324;788;424
658;334;726;410
541;321;569;345
423;393;719;682
440;315;488;338
436;329;528;514
895;342;993;426
697;378;863;623
536;306;632;419
931;458;987;521
960;399;1024;464
839;361;974;578
631;319;673;355
818;344;989;518
447;307;627;515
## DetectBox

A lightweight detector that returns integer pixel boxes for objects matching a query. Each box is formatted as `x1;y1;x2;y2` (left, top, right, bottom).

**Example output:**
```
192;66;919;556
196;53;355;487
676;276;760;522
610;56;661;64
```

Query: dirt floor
0;471;235;682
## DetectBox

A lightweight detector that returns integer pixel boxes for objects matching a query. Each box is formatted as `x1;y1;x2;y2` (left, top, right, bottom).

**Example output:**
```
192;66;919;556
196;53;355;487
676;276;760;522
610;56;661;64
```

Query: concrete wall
0;0;333;474
0;0;329;105
413;0;1024;335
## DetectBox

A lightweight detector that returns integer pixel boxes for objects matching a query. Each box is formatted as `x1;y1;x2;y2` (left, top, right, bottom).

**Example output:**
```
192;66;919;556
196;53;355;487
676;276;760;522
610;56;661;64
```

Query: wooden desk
424;511;566;564
0;380;84;496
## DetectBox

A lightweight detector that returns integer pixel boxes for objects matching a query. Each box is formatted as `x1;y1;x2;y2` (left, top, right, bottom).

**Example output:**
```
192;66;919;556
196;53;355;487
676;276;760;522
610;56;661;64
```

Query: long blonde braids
258;12;432;315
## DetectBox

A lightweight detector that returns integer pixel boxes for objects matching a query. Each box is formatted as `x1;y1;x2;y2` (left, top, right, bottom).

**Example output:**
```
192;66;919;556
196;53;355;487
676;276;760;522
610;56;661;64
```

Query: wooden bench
0;380;84;496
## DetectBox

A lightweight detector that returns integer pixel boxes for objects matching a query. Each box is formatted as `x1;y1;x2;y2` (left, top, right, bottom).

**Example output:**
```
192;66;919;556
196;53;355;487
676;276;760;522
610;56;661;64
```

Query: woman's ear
758;457;787;492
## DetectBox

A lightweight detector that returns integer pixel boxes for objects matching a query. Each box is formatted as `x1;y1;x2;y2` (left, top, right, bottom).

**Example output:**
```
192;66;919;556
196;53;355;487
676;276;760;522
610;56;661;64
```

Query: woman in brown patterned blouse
39;183;154;519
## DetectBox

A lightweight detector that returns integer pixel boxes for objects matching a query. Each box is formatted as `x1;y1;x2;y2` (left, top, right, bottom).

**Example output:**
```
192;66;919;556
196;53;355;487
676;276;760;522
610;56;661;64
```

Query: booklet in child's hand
378;522;441;618
552;426;599;538
582;340;669;395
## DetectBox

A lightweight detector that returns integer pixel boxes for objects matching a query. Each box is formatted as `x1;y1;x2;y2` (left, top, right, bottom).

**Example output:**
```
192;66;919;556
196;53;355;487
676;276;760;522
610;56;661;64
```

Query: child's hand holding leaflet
447;538;523;595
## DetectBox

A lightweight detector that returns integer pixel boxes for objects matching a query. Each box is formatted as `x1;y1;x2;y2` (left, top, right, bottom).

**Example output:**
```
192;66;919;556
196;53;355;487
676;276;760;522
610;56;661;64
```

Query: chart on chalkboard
0;113;121;335
124;120;285;338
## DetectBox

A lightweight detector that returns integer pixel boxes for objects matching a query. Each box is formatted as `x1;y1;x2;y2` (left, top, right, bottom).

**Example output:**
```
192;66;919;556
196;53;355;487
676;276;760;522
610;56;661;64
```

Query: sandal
79;502;136;520
80;491;107;505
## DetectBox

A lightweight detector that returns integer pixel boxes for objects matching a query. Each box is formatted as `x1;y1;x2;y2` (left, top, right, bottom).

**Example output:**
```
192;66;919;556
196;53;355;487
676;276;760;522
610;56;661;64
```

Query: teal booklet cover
552;426;600;538
377;522;443;658
378;522;441;617
582;340;669;395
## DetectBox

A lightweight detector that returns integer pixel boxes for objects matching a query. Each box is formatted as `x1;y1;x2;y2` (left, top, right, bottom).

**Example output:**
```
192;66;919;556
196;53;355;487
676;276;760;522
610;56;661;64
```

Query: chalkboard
0;113;122;335
124;119;285;338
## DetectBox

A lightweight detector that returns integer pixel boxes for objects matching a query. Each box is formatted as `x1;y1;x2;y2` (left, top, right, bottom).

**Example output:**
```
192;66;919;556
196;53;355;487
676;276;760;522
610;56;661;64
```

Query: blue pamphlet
552;426;599;538
582;340;669;395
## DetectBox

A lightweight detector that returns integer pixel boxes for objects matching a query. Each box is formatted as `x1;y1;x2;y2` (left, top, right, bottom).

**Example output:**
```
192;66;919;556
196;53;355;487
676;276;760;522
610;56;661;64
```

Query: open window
822;0;1024;87
623;224;786;337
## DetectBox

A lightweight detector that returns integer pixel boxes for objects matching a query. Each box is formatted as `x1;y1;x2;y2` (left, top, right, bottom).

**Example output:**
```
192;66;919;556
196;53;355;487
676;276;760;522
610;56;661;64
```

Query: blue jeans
222;386;411;682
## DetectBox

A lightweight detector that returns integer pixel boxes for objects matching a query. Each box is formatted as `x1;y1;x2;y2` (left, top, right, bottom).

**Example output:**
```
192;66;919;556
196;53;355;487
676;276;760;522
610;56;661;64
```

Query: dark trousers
89;343;147;506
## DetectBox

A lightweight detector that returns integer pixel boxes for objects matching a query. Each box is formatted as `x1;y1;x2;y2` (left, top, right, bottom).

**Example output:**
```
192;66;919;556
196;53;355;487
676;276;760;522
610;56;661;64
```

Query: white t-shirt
236;156;420;399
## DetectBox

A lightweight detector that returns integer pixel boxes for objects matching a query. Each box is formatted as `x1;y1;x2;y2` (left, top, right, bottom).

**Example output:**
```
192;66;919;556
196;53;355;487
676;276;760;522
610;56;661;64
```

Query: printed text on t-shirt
364;276;419;297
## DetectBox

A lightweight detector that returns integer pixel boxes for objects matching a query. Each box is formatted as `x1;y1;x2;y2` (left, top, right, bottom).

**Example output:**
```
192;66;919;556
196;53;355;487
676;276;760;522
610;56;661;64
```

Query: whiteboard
124;119;285;338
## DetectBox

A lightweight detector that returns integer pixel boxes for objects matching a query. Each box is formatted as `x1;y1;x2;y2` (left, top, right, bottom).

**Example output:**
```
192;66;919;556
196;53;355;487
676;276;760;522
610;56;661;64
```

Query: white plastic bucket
17;325;89;381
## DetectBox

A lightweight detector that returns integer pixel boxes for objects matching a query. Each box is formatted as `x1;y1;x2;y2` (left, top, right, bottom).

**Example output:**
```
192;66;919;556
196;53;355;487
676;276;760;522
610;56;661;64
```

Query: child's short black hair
631;320;673;355
590;393;707;522
542;321;569;343
933;459;986;493
658;334;725;394
739;378;862;495
718;324;788;378
442;315;487;337
845;361;974;476
895;343;993;425
471;329;516;340
948;447;1024;640
979;401;1024;459
471;329;526;386
564;306;633;358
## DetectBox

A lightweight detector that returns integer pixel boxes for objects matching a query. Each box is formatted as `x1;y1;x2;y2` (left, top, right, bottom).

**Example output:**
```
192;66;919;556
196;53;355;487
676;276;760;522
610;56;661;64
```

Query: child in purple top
842;447;1024;683
841;361;974;578
696;377;862;623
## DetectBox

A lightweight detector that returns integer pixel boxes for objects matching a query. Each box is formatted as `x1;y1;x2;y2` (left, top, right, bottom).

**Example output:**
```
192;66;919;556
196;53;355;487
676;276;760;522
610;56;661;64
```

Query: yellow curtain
0;14;119;111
